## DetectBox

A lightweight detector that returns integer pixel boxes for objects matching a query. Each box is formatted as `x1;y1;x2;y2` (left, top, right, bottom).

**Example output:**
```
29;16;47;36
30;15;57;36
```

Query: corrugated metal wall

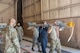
23;0;41;22
22;0;80;49
41;0;80;20
0;0;17;23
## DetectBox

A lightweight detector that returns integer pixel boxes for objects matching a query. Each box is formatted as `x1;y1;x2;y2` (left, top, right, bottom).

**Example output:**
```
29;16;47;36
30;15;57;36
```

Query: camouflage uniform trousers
49;39;62;53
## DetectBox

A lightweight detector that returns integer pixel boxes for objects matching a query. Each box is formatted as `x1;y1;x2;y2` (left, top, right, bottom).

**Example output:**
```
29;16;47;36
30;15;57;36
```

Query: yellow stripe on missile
67;22;75;27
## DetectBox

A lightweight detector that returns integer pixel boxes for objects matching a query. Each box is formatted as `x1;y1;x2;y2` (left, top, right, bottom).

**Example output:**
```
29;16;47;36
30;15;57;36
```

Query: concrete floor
21;37;80;53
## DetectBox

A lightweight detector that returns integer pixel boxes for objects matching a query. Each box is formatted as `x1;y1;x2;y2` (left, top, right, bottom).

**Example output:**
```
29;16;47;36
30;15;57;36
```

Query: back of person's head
8;18;16;26
17;23;21;26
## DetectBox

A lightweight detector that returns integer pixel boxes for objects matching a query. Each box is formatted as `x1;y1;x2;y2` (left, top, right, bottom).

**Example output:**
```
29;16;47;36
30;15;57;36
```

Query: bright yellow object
67;22;75;27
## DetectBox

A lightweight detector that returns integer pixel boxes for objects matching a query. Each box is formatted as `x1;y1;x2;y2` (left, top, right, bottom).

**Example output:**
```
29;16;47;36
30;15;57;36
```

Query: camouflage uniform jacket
1;26;21;53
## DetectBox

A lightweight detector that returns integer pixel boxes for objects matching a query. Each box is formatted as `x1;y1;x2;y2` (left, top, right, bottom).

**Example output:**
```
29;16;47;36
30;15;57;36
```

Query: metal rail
41;16;80;21
23;13;41;18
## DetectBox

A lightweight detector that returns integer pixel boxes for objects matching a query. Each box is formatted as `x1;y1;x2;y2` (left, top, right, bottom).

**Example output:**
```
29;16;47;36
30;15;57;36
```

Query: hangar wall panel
50;0;58;9
72;0;80;4
71;6;80;17
50;10;58;19
59;0;70;7
59;8;71;18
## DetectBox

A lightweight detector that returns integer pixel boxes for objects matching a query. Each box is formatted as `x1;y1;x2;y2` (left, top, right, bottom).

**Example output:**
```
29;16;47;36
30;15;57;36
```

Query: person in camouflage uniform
27;24;41;52
1;18;21;53
48;24;62;53
15;23;24;42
